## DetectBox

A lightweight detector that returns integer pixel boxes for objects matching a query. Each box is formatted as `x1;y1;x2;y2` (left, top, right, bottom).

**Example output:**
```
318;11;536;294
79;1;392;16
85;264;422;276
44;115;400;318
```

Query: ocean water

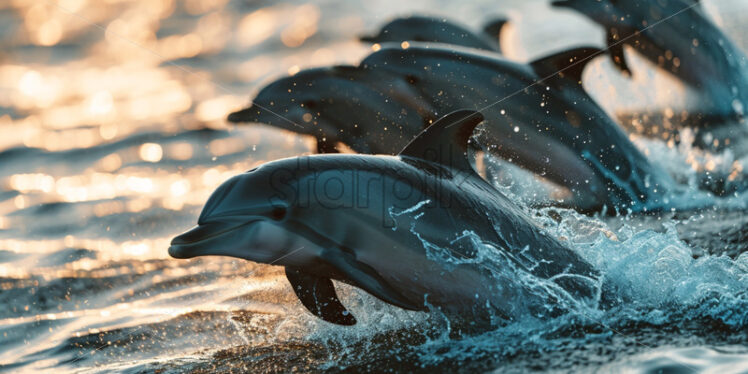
0;0;747;372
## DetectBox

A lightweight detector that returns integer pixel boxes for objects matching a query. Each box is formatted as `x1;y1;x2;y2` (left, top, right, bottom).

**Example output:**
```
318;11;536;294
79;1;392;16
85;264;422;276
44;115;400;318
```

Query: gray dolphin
229;44;673;212
360;44;674;212
170;110;606;326
553;0;748;122
360;15;508;53
359;21;673;210
227;66;435;154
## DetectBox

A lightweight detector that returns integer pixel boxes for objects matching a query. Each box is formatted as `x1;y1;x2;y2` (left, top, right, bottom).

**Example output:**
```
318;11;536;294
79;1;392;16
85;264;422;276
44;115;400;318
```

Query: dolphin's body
360;44;673;212
170;111;605;326
553;0;748;122
361;15;507;53
227;66;435;154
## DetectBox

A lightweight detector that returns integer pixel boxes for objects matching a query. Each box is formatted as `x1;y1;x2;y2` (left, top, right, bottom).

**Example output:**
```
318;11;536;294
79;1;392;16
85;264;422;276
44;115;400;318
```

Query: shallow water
0;0;747;372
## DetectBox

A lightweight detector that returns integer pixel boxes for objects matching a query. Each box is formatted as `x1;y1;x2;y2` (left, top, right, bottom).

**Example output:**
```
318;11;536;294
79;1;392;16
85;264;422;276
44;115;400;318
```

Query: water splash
282;201;748;370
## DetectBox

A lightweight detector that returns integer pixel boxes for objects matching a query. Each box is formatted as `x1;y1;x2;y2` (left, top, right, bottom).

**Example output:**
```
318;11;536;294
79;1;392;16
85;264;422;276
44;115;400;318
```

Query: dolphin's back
272;154;596;281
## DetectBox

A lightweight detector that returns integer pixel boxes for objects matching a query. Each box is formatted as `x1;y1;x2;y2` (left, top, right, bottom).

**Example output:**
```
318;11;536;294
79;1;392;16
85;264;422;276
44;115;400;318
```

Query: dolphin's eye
271;206;287;221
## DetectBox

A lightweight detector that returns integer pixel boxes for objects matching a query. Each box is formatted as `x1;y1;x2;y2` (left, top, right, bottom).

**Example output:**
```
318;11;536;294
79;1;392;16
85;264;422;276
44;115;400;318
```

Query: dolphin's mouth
227;107;261;123
359;33;378;42
168;218;257;259
168;216;314;266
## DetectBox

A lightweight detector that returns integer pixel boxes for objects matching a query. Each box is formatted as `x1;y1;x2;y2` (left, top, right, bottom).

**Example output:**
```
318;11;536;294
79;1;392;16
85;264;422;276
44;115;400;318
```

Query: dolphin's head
227;70;338;136
168;164;314;265
229;68;396;142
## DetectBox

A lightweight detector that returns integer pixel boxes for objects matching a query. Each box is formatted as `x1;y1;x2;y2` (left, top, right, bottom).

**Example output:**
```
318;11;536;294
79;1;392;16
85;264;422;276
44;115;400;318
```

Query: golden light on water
15;69;62;109
35;19;63;46
237;9;279;48
5;166;233;206
209;137;246;157
122;242;150;256
168;142;195;160
9;174;56;193
14;196;26;209
140;143;164;163
24;4;64;46
195;96;245;123
18;70;43;96
280;4;320;48
87;91;115;117
170;180;191;196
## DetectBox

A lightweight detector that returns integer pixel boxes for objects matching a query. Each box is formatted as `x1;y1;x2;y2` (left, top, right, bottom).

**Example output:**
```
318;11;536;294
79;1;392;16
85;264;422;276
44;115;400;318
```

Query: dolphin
360;15;508;53
229;44;673;212
359;22;675;205
360;44;674;212
529;47;676;209
169;110;606;326
227;66;436;154
552;0;748;122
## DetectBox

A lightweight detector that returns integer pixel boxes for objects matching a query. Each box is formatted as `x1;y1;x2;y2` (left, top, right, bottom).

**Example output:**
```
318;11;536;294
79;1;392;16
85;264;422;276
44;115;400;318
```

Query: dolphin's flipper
399;110;484;172
321;250;424;311
607;30;632;76
285;267;356;325
530;47;603;83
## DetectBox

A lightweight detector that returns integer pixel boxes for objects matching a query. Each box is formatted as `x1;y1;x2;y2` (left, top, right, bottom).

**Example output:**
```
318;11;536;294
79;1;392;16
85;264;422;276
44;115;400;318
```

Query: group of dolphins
169;0;748;327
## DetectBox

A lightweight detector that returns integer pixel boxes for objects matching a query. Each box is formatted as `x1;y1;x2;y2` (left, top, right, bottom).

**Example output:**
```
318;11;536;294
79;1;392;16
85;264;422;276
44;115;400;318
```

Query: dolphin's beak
359;34;379;43
228;106;299;125
169;218;254;259
550;0;571;7
228;105;311;132
169;217;313;266
227;107;263;124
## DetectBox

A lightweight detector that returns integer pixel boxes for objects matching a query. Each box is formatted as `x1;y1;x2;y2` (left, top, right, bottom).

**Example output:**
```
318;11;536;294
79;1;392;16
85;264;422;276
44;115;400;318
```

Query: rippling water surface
1;0;747;372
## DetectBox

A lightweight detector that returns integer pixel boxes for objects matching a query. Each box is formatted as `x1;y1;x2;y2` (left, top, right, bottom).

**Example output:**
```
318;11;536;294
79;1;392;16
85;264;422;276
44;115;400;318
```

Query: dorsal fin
530;47;604;83
606;30;632;77
398;110;484;172
481;17;508;50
